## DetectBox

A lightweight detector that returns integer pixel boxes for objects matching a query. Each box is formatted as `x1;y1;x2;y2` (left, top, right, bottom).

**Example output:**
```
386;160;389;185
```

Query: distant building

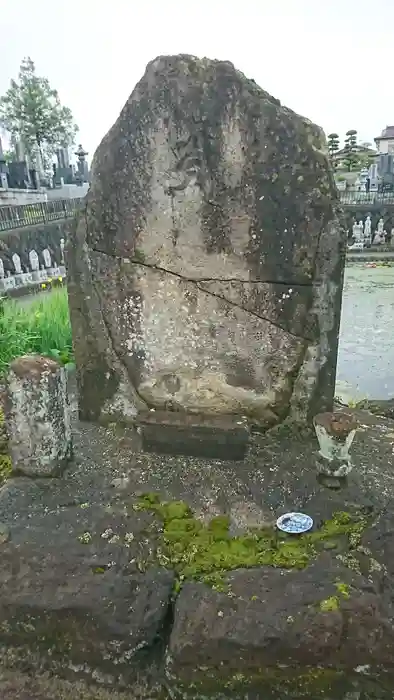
332;143;377;170
374;126;394;154
372;127;394;190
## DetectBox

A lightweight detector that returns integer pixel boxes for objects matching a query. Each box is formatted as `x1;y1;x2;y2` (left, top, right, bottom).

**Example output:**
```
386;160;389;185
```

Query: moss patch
319;596;339;612
135;493;369;589
0;454;12;482
335;581;350;599
319;582;351;613
174;665;347;698
0;408;12;484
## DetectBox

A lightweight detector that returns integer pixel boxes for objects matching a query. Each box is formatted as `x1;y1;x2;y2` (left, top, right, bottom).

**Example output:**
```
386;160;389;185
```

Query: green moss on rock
335;581;350;599
320;596;339;612
175;665;347;698
0;455;12;482
135;494;369;589
0;408;12;484
319;580;351;613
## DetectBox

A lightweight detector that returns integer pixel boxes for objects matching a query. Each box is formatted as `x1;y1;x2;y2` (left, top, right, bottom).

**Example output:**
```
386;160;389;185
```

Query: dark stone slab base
137;411;250;460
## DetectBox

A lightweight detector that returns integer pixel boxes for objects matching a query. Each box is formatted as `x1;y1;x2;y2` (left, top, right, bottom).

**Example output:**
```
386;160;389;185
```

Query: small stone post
313;412;358;483
5;355;72;476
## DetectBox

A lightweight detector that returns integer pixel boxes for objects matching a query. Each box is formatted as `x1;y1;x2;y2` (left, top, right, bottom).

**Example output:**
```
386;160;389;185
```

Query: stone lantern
75;144;89;183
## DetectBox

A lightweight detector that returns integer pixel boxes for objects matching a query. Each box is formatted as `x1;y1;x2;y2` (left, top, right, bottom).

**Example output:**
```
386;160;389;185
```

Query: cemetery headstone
375;218;386;244
7;161;30;189
364;216;372;244
67;54;346;428
12;253;22;275
42;249;52;269
29;249;39;272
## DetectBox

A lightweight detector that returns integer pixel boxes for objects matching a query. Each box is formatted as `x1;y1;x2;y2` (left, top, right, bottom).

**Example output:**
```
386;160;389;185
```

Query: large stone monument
67;55;346;428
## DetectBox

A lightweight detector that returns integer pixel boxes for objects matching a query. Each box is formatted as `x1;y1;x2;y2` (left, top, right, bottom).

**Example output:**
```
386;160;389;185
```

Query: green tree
327;133;340;166
343;129;358;172
357;151;376;171
0;57;78;172
1;149;15;164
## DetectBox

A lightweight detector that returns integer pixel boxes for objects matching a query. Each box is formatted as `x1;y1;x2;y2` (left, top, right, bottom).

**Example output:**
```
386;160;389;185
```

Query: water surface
336;264;394;402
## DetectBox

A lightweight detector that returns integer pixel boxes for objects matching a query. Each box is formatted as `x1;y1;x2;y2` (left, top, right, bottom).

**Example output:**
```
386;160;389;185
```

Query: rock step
137;410;250;460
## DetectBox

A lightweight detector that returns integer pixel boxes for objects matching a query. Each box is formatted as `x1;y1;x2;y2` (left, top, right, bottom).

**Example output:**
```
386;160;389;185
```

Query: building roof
375;126;394;141
333;144;377;158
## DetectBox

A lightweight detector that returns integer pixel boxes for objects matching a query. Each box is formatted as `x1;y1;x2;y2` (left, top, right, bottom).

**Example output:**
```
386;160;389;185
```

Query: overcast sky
1;0;393;161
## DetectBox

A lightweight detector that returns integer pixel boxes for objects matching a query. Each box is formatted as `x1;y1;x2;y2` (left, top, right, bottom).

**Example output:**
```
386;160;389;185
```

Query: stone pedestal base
5;355;72;476
137;411;250;460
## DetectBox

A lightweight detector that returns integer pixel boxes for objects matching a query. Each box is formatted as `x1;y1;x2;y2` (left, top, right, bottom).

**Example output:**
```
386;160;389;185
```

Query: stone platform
137;410;250;460
0;405;394;699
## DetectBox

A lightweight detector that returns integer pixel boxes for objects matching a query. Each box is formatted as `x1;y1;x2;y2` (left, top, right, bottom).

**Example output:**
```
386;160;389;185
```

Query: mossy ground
173;665;348;698
0;408;12;485
135;493;369;590
319;581;350;612
0;455;12;483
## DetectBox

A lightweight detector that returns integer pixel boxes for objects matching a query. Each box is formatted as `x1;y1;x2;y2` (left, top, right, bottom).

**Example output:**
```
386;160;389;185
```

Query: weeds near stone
0;288;73;375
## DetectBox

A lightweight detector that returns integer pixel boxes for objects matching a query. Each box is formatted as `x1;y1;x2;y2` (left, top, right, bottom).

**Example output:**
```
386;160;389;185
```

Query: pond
336;264;394;403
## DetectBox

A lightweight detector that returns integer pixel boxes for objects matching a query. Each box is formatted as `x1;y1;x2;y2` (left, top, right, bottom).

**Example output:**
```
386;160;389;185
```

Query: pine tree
343;129;358;172
327;133;340;167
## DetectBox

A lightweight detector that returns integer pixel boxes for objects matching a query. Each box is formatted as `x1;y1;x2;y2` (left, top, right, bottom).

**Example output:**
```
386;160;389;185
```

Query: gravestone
67;55;346;428
12;253;22;275
29;249;39;272
7;160;30;189
42;248;52;268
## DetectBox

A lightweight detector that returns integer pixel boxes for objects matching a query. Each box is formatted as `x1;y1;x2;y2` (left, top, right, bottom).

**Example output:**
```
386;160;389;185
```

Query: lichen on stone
319;581;351;612
135;493;370;589
0;407;12;484
319;596;339;612
335;581;350;599
178;664;346;697
0;455;12;482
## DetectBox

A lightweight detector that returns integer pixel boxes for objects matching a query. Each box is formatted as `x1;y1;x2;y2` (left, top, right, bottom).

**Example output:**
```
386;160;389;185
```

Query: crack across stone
91;247;315;342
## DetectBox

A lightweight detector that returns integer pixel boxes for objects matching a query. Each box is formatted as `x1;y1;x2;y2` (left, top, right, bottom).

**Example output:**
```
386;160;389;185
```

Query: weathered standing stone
5;355;72;475
67;54;346;428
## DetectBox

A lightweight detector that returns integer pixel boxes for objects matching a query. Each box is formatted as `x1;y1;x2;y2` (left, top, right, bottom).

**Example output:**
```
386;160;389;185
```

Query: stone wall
0;188;47;206
343;205;394;236
0;220;70;273
0;219;72;293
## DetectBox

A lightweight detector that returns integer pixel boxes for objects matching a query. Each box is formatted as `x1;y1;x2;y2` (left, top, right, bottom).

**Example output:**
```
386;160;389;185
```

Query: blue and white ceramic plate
276;512;313;534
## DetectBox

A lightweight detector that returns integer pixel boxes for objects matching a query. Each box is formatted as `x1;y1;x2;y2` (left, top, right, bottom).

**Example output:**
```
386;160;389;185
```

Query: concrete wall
46;184;89;200
376;139;394;155
0;185;88;206
0;188;48;206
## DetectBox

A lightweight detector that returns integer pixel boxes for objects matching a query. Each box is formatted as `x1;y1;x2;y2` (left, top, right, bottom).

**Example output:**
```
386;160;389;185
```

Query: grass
0;288;73;376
